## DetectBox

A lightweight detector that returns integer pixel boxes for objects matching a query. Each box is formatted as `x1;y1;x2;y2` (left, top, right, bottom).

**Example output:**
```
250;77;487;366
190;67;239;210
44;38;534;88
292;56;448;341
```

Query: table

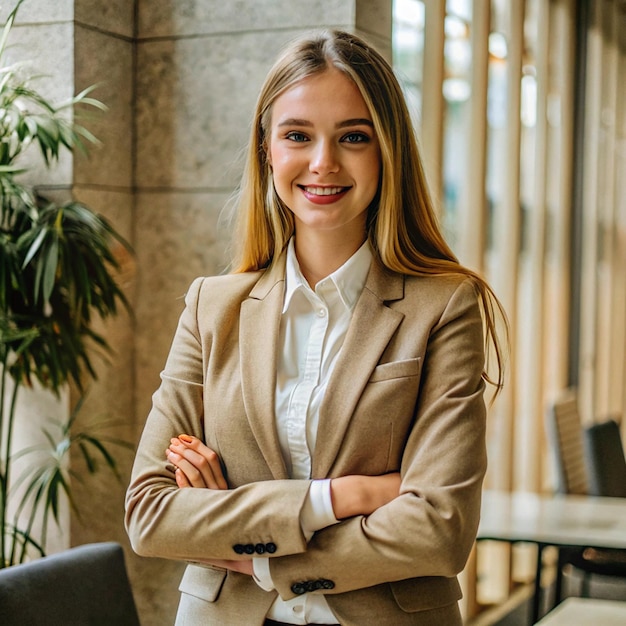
477;490;626;624
534;597;626;625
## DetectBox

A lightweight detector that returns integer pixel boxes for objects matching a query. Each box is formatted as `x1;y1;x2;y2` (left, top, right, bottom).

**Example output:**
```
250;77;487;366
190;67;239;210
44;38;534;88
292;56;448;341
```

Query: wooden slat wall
577;0;626;430
457;0;489;271
578;0;605;424
487;0;524;495
421;0;446;209
480;0;526;605
616;6;626;423
548;0;575;404
604;1;625;420
518;0;549;494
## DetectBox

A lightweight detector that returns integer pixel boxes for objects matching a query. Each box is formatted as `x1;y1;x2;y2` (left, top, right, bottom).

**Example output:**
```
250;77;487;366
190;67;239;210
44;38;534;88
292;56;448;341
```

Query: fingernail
179;434;193;443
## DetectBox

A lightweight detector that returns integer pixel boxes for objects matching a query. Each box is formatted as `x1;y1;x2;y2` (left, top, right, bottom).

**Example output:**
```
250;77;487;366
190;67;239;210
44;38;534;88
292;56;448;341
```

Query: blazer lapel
239;257;289;479
312;257;405;478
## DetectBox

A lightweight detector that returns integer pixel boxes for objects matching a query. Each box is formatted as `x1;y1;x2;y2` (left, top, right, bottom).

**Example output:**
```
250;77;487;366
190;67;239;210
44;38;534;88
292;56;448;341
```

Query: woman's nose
309;140;339;175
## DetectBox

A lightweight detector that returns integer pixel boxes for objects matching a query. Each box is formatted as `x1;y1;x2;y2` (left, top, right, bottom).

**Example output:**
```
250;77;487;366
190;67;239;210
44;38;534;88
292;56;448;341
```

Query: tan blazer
125;253;487;625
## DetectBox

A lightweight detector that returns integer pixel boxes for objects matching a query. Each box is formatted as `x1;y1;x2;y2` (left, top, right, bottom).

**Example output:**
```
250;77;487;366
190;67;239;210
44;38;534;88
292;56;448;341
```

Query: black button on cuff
291;582;306;595
290;578;335;595
234;542;277;555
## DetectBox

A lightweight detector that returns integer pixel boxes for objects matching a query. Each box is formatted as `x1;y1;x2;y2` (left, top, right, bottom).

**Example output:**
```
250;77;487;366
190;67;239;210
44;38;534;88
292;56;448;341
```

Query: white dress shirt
253;238;373;624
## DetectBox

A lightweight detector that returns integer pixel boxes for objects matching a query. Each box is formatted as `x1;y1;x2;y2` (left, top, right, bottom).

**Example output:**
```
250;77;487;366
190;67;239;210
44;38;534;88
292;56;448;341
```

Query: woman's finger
166;448;216;488
164;449;197;488
168;444;218;488
170;436;228;489
175;467;191;488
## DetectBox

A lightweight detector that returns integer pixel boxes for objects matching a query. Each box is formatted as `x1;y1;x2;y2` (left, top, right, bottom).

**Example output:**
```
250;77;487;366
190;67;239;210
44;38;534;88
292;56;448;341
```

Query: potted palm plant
0;0;132;566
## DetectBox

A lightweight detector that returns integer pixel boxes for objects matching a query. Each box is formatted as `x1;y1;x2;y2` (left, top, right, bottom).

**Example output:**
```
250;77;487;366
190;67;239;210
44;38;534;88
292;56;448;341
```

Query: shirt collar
283;238;373;313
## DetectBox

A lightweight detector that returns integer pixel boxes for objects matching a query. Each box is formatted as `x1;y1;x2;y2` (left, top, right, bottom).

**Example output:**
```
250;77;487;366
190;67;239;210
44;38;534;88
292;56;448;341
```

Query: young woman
125;29;506;626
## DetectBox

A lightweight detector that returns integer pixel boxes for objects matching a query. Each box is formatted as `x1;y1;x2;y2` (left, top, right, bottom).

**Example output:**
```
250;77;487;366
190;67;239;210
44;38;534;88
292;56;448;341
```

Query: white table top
535;597;626;625
478;490;626;550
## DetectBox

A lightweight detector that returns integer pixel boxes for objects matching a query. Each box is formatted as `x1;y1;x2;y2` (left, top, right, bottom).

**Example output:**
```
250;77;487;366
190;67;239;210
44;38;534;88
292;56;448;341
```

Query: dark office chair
0;542;141;626
583;418;626;498
547;392;626;601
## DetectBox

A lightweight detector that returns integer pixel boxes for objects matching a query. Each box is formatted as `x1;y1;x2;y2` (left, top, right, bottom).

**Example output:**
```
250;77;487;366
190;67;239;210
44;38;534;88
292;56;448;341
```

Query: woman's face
266;68;381;242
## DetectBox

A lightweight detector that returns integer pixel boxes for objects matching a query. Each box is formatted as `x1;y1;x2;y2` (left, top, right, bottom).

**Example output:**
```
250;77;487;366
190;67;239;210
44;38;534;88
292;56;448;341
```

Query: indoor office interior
1;0;624;625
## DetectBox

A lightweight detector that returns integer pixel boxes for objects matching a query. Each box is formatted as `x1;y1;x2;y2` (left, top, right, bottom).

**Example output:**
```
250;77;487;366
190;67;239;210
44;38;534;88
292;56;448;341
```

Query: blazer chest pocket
337;357;422;474
369;358;421;383
179;563;227;603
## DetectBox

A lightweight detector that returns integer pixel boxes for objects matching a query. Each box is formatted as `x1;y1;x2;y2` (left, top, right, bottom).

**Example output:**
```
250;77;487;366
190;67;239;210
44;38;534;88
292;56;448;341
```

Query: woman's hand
330;472;401;519
166;434;228;490
167;436;253;575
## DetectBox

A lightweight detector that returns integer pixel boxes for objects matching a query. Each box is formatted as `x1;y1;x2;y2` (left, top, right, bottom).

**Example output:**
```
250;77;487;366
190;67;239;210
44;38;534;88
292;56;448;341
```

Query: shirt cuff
300;479;339;541
252;557;274;591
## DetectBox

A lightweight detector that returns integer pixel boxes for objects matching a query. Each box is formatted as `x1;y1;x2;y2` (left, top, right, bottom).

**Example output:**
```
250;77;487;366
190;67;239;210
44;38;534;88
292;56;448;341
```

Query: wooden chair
0;542;140;626
548;389;589;495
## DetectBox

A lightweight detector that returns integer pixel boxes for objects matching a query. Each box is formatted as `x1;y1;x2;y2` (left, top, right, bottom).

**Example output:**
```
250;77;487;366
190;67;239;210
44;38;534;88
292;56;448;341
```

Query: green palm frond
0;0;133;567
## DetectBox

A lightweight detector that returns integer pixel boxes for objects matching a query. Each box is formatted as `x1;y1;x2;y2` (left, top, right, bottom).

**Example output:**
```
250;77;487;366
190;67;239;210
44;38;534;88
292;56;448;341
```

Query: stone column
69;0;137;563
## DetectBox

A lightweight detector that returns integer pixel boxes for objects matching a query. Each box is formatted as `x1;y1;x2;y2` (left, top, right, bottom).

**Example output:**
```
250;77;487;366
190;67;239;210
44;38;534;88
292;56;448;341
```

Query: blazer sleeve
267;278;488;599
125;277;311;563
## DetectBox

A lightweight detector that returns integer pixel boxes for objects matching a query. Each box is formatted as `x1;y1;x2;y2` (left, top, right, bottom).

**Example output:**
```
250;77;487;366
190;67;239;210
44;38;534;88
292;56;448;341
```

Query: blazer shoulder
390;273;481;334
403;272;478;304
185;271;266;307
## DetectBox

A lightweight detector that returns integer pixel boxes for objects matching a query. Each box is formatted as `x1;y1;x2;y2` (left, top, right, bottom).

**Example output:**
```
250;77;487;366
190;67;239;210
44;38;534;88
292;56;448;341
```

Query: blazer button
244;544;255;555
255;543;266;554
321;579;335;589
304;581;316;592
265;542;277;554
233;544;245;555
291;582;306;595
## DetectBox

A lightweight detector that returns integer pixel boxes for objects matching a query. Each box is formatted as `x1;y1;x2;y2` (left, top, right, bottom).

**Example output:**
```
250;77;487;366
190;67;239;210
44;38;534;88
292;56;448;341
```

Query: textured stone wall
68;0;137;586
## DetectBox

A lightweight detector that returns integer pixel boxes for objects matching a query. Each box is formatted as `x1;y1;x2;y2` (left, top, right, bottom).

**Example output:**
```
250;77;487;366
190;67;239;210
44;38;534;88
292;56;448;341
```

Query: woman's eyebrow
336;118;374;129
277;118;312;127
276;117;374;128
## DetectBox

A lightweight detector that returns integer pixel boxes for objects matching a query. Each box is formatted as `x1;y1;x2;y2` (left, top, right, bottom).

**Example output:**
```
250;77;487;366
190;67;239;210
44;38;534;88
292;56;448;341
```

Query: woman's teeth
303;186;345;196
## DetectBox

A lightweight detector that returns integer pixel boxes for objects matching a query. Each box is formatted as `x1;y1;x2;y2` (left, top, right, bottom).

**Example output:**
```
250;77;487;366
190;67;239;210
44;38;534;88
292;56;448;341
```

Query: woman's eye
285;131;309;142
342;132;369;144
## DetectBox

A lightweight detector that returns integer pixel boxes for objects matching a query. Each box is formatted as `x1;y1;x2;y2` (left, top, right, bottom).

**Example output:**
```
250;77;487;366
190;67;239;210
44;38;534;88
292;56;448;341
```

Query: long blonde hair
232;29;508;393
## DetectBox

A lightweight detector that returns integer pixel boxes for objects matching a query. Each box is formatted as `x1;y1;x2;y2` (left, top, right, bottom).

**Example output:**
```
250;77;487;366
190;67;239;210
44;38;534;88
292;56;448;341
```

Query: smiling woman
125;29;507;626
266;68;381;284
